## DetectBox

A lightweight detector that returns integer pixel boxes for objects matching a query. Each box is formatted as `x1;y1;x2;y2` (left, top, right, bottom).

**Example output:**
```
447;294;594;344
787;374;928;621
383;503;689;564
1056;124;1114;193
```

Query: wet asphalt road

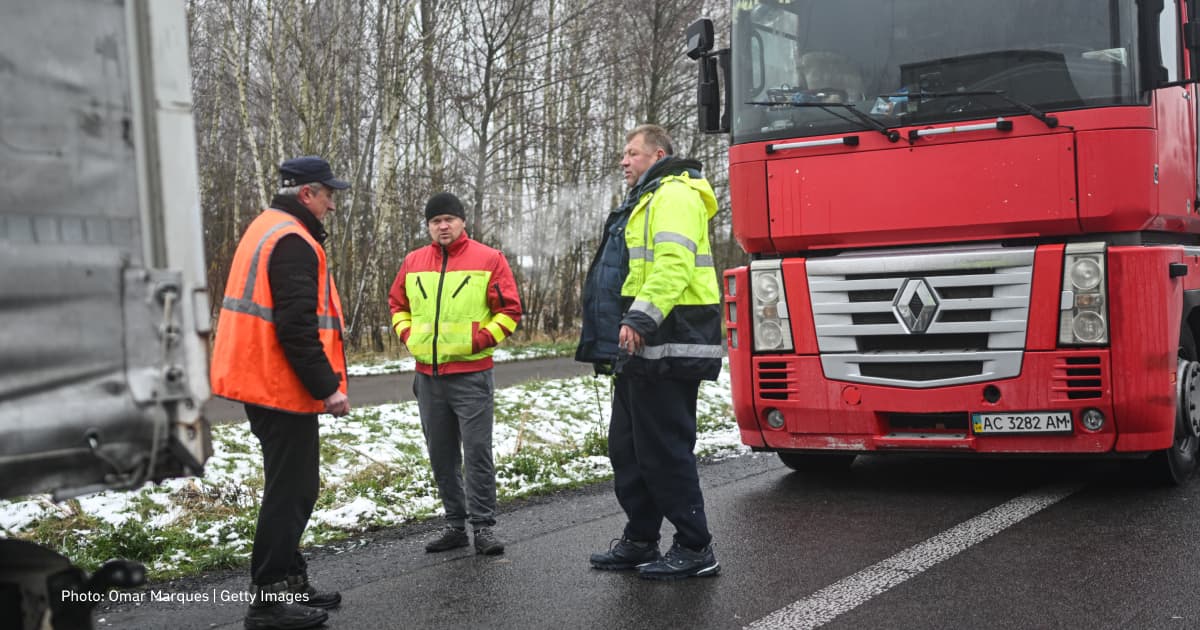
98;451;1200;630
202;356;594;423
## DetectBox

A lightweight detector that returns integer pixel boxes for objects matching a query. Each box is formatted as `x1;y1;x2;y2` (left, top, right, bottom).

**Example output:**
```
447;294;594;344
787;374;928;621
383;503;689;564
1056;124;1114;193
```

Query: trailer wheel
1148;327;1200;485
777;452;856;473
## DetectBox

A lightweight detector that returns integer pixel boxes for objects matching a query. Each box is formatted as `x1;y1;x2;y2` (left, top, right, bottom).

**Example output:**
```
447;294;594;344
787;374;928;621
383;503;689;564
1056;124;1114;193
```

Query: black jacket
266;195;340;401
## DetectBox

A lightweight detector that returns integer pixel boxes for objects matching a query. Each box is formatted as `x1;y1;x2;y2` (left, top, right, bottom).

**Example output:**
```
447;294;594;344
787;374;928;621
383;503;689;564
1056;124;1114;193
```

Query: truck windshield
731;0;1139;144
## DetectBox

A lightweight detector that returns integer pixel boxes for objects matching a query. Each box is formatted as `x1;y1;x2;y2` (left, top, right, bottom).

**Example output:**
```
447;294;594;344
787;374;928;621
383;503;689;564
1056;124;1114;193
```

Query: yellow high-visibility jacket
388;231;522;375
618;163;724;380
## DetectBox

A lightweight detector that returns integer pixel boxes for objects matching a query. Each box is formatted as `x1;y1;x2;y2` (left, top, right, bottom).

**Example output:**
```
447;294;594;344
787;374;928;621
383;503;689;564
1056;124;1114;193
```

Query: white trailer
0;1;211;627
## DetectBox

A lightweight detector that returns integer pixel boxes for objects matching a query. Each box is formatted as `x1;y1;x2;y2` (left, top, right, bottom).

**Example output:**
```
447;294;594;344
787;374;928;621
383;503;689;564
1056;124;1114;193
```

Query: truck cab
691;0;1200;483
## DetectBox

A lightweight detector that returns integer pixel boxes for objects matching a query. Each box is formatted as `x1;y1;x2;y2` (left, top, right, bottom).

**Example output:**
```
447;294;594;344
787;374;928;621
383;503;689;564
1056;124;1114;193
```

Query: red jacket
388;232;522;375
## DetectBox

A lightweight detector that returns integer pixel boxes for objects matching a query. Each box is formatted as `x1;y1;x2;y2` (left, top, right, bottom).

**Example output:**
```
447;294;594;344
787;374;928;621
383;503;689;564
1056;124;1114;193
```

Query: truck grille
807;246;1034;388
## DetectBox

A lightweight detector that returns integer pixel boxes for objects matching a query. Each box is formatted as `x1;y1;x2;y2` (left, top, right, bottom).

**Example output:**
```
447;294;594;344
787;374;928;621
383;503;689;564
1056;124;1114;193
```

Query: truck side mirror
1137;0;1169;90
1138;0;1200;88
698;56;721;131
686;18;729;134
686;18;714;60
1185;19;1200;80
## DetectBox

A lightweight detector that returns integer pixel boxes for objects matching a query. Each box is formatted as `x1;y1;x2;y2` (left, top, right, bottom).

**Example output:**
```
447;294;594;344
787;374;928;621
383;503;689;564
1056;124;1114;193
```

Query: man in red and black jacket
388;192;521;555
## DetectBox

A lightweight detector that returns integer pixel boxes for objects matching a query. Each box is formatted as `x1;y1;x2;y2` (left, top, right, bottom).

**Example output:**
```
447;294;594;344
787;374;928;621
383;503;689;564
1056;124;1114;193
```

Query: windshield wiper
883;90;1059;129
746;101;901;142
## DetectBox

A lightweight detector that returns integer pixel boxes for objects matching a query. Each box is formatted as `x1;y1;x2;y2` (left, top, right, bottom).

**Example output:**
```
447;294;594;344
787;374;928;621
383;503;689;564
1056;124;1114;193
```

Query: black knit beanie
425;192;466;222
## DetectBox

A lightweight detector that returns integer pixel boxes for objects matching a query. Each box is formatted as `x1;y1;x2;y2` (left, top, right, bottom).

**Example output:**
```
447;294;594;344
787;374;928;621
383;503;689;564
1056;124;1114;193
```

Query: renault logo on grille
893;278;939;334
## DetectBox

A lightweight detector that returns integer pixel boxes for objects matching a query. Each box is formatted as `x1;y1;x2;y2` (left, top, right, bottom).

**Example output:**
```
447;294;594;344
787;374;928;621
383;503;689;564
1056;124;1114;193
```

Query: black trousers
246;404;320;586
609;374;712;550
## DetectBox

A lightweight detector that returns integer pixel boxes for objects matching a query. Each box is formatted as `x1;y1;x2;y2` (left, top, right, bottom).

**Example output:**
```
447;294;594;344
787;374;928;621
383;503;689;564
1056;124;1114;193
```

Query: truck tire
1148;326;1200;485
777;452;856;473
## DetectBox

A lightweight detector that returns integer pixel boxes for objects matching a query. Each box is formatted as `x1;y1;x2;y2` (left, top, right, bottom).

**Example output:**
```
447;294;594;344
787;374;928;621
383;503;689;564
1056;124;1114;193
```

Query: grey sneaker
637;542;720;580
589;537;661;571
473;527;505;555
425;526;469;552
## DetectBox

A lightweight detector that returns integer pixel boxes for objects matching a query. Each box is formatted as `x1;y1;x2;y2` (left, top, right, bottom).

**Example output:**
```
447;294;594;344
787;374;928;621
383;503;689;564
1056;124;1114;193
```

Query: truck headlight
1069;258;1102;291
755;273;780;302
1071;311;1106;343
756;320;785;348
750;260;793;352
1059;243;1108;345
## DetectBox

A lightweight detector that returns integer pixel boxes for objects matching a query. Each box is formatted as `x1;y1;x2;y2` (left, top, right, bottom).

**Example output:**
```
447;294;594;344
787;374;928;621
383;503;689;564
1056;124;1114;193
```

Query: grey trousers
414;369;497;529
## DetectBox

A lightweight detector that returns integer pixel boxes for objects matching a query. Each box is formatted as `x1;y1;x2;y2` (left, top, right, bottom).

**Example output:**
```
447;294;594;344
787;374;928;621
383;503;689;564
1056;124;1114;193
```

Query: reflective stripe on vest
637;342;725;360
628;246;714;267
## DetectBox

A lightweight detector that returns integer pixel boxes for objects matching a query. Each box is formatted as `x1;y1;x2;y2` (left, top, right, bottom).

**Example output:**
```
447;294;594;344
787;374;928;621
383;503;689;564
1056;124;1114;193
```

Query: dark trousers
413;370;497;529
246;404;320;586
609;374;712;550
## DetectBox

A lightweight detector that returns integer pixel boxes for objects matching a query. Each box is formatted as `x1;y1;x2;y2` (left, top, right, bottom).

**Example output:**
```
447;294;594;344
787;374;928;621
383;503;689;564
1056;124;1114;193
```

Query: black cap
425;192;466;222
279;156;350;190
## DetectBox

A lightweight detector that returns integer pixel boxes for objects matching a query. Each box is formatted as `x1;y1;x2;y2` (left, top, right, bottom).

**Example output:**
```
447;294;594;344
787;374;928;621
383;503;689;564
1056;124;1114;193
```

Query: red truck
688;0;1200;483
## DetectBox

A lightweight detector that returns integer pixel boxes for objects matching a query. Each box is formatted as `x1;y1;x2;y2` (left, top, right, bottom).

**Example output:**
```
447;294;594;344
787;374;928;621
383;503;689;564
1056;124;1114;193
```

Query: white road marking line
746;483;1082;630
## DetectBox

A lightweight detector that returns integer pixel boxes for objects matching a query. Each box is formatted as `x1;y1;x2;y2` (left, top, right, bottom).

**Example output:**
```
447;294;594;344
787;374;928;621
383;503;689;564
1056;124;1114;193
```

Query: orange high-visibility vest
210;209;346;414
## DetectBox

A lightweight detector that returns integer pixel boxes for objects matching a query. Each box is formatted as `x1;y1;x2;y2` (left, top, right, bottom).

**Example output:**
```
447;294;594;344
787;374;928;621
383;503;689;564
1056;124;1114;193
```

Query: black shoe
637;542;720;580
589;537;661;571
245;581;328;630
474;527;505;555
286;574;341;610
425;526;469;552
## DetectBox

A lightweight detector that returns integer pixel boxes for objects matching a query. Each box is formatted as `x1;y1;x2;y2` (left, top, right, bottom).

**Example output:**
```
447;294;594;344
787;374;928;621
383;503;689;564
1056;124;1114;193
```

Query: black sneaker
589;537;660;571
473;527;505;555
245;581;328;630
425;526;469;552
286;573;341;610
636;542;720;580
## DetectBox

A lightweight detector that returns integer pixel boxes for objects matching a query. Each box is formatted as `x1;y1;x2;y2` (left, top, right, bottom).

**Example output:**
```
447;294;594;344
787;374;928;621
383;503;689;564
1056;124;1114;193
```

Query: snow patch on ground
0;360;744;578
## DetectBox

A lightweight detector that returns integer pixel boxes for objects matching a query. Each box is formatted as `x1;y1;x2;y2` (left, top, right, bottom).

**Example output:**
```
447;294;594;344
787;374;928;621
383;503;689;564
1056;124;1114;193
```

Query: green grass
494;444;612;498
219;439;253;455
581;425;608;457
340;462;417;498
